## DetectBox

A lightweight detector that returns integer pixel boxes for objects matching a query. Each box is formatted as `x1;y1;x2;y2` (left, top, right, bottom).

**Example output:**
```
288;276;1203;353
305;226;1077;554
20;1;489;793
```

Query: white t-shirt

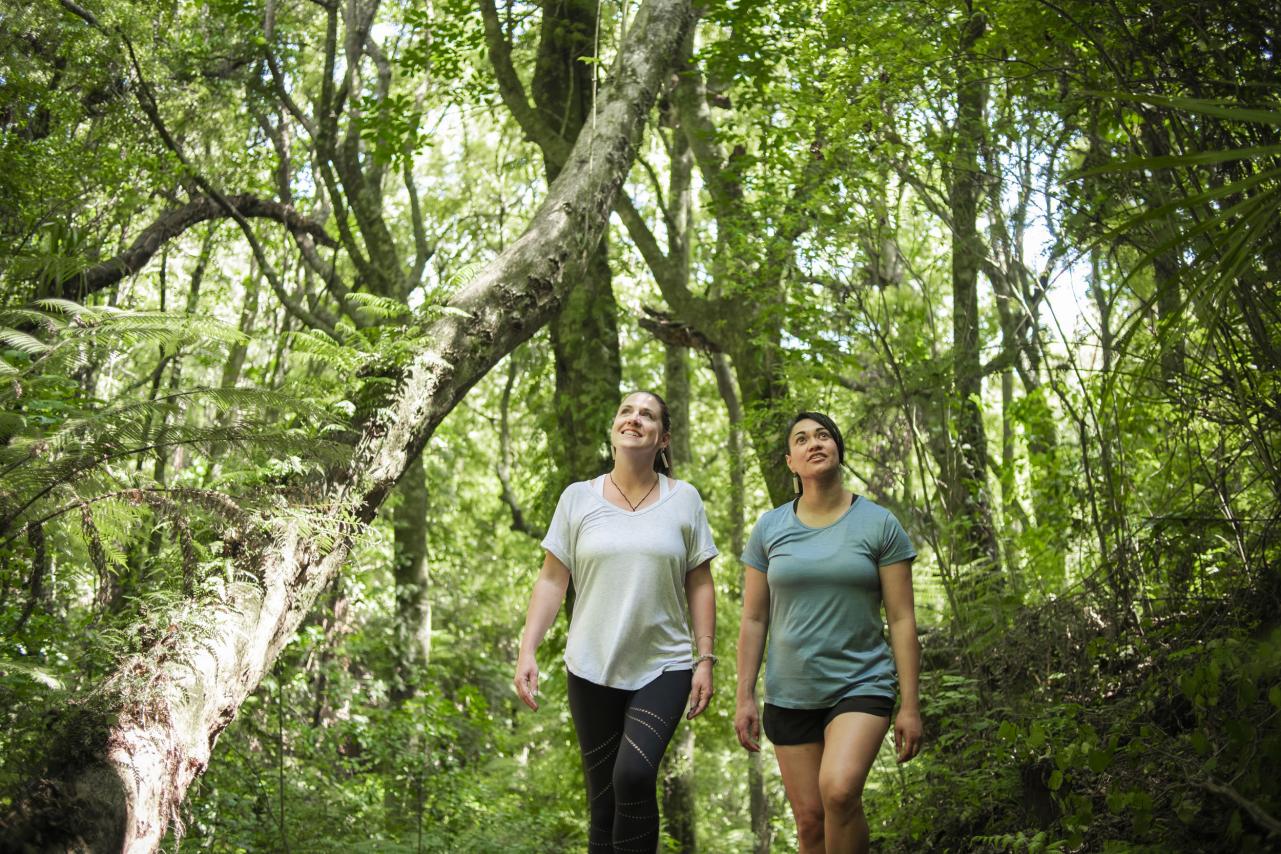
541;475;719;690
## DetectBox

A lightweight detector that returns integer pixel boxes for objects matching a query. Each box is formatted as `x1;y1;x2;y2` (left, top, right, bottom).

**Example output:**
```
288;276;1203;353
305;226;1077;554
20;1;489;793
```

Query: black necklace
609;472;659;512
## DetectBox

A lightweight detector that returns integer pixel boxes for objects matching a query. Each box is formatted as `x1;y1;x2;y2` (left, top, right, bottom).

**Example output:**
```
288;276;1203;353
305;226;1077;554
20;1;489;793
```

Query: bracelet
694;653;718;667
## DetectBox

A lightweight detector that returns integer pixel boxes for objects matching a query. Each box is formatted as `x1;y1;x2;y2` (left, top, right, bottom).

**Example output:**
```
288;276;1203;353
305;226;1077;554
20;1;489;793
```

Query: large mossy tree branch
1;0;693;849
53;194;335;301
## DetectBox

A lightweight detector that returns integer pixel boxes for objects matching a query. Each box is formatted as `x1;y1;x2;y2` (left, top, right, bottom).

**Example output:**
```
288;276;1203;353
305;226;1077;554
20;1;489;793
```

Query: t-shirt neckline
591;474;675;515
790;493;860;531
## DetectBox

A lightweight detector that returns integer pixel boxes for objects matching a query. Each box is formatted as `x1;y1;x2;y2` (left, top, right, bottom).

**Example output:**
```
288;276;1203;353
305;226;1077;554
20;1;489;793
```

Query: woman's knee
791;800;825;845
818;775;865;819
824;778;865;819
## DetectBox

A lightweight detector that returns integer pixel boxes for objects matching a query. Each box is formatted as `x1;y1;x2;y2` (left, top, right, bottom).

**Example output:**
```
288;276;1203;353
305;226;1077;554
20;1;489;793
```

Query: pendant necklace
609;472;658;512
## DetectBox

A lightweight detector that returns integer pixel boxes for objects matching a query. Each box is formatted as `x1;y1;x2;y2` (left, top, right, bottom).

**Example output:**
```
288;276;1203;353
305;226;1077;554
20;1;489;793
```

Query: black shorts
763;695;895;746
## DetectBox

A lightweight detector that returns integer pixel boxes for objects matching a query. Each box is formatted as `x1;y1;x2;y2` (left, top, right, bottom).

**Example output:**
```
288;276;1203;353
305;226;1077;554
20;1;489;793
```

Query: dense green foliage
2;0;1279;851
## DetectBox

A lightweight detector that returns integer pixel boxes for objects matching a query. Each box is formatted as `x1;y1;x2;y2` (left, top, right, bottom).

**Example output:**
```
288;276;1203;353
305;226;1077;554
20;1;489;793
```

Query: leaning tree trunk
0;2;693;848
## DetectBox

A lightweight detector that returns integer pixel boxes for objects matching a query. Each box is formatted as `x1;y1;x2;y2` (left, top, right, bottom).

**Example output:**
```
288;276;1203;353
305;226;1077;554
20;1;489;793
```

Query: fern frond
445;260;486;288
34;298;99;318
345;292;412;321
0;655;65;691
0;309;67;334
0;328;50;355
287;329;366;372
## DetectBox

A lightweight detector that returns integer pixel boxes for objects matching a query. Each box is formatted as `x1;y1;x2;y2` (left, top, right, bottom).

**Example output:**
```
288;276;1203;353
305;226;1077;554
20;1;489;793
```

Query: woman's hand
734;697;761;752
514;652;540;711
687;660;714;719
894;706;923;762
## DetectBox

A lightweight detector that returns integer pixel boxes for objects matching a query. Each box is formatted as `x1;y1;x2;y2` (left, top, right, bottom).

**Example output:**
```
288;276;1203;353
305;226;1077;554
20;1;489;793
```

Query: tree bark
533;0;622;491
390;454;431;704
661;340;697;853
946;9;999;568
709;353;772;854
661;724;698;853
0;2;693;847
50;194;333;302
665;343;692;467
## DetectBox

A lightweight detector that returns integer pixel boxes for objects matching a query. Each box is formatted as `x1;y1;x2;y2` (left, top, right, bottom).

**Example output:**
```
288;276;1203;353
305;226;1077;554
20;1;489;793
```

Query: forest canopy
1;0;1279;851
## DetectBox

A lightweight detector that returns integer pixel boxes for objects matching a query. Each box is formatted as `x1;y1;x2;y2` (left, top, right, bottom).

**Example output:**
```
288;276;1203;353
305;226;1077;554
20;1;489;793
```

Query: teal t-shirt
741;496;916;709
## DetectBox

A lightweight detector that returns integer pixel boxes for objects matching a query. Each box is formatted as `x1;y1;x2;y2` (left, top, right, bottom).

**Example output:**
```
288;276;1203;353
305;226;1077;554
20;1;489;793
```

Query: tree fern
0;300;348;614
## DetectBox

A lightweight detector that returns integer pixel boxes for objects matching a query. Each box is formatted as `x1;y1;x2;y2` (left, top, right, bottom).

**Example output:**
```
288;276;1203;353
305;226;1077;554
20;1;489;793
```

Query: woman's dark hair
621;390;673;475
786;411;845;493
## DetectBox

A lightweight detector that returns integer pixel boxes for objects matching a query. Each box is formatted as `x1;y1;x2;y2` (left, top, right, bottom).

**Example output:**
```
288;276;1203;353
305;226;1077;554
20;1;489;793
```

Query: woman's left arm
685;560;716;719
881;559;922;762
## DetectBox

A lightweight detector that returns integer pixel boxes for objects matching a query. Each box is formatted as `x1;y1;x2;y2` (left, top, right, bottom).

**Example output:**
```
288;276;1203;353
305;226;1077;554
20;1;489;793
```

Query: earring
661;448;671;470
793;474;801;494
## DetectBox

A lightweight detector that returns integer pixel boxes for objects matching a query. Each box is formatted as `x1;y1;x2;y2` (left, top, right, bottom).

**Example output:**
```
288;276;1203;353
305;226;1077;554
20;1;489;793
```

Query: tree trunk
390;454;431;704
661;726;698;853
219;263;261;391
661;341;697;853
1140;117;1185;382
946;9;999;569
665;343;692;467
549;247;619;488
535;0;622;493
732;340;793;507
709;354;772;854
0;3;693;846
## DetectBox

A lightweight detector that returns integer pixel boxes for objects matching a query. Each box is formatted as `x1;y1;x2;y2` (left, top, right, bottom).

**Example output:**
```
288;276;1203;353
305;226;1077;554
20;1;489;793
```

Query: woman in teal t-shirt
734;411;922;854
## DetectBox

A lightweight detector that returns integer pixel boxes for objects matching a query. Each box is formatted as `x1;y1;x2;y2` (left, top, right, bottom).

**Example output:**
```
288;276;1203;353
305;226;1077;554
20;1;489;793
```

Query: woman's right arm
734;565;770;751
514;551;571;711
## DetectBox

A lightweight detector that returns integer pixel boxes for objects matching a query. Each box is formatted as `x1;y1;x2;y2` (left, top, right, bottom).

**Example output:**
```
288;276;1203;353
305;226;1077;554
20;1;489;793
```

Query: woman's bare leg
774;741;826;853
817;712;890;854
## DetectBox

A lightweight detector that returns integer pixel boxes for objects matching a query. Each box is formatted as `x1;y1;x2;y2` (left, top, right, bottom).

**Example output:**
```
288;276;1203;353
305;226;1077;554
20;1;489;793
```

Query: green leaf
0;658;65;690
0;327;50;355
1103;92;1281;127
1048;770;1064;791
1073;144;1281;178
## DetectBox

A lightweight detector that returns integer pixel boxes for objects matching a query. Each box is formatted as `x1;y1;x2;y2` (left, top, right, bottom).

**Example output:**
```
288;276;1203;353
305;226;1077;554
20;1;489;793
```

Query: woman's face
786;418;839;478
612;393;667;455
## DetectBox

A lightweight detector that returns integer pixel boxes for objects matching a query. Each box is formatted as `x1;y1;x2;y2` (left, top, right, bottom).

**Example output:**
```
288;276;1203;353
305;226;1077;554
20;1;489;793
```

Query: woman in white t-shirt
514;390;718;852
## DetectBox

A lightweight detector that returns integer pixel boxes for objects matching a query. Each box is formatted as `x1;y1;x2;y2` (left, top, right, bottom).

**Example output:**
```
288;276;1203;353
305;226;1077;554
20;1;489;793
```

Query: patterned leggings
566;669;692;853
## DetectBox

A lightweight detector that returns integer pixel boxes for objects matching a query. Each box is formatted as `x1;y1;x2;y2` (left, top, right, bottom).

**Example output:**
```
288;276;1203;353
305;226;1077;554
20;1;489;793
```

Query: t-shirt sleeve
685;494;719;572
540;486;575;570
878;510;917;566
741;513;770;572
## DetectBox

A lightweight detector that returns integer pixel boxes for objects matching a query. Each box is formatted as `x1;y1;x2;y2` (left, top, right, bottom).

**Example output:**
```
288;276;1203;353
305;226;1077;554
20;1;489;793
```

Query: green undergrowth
870;592;1281;853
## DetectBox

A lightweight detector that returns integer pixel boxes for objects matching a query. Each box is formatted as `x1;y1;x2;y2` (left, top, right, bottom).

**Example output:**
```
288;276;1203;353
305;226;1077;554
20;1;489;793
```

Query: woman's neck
610;454;659;490
798;472;846;511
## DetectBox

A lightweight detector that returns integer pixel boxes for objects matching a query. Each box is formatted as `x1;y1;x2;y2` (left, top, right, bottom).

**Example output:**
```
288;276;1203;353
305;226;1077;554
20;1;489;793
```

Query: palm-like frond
345;292;413;321
287;328;366;373
1077;93;1281;394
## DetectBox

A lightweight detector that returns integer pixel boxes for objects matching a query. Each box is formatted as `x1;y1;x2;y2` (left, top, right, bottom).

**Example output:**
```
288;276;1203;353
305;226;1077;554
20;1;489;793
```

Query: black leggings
566;669;692;852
